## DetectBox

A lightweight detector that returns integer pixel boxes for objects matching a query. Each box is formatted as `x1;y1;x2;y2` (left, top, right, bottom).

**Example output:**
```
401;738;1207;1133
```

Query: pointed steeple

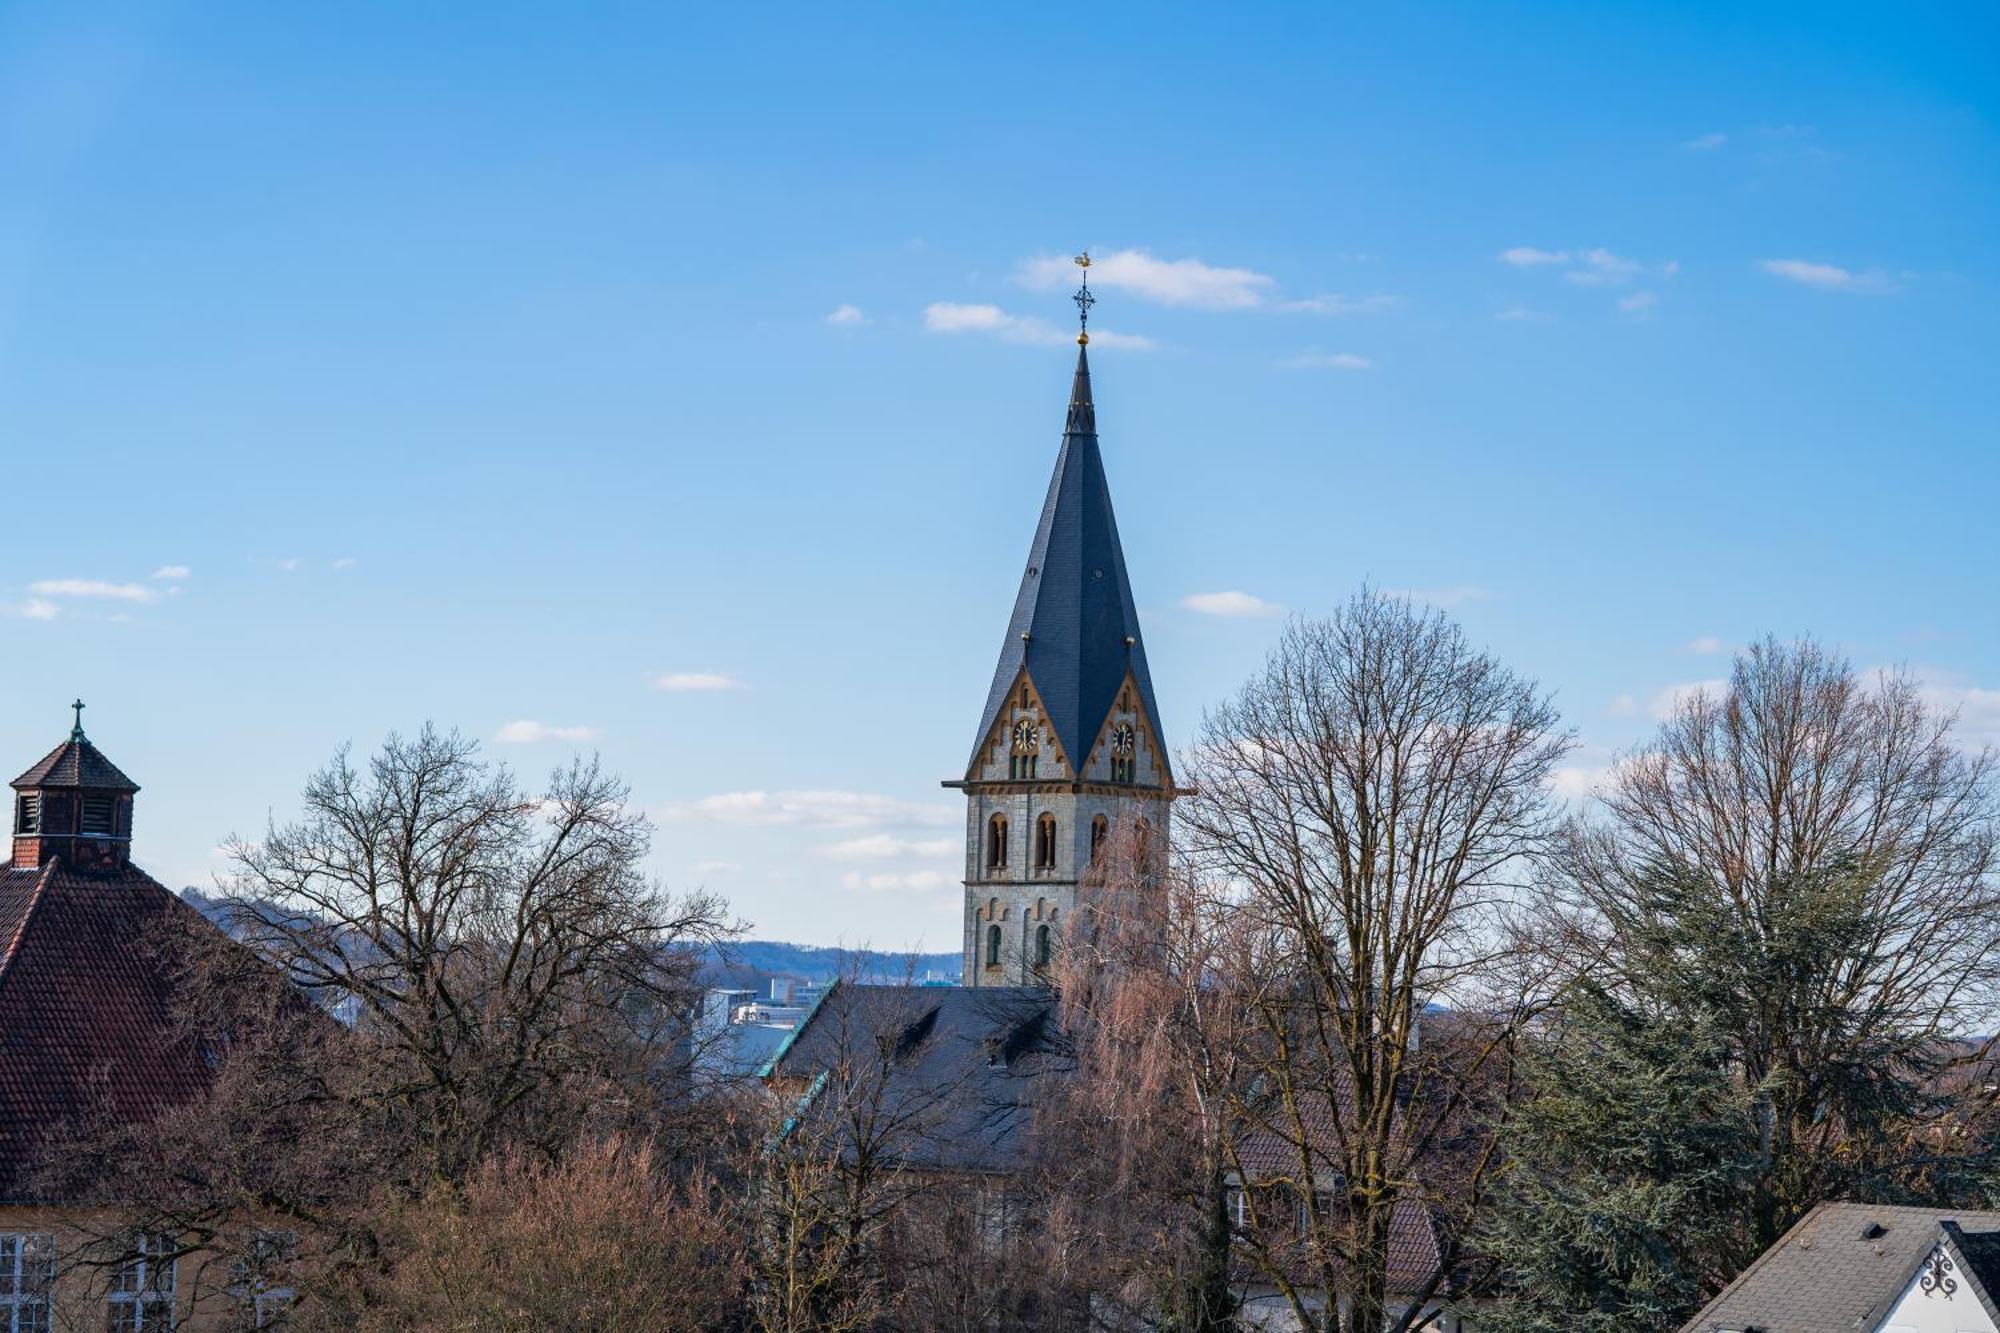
964;346;1168;781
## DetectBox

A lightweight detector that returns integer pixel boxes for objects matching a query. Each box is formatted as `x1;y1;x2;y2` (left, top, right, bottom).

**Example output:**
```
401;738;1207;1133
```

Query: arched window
1034;813;1057;870
1035;924;1052;968
986;923;1003;968
986;815;1009;869
1134;817;1153;866
1110;724;1136;784
1089;815;1108;864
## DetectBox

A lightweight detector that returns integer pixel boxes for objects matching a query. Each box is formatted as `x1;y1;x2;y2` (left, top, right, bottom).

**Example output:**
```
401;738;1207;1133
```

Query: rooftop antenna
1072;251;1094;346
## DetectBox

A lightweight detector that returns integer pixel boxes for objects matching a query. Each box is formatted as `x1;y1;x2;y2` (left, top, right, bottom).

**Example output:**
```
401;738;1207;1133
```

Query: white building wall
1877;1245;1998;1332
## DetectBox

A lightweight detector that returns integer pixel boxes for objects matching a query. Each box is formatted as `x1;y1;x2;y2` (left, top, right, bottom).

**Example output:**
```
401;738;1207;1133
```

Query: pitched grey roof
1680;1201;2000;1333
965;346;1168;778
763;983;1066;1176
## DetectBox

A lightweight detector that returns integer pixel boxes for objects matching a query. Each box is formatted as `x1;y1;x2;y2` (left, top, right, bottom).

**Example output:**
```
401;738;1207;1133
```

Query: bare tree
1547;637;2000;1246
1180;593;1572;1333
227;726;738;1184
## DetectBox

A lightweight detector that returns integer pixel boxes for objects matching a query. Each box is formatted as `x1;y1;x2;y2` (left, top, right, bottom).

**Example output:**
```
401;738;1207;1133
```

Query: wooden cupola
9;701;141;874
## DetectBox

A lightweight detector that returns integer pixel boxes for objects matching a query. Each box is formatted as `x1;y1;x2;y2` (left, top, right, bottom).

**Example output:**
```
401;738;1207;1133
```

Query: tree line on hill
36;591;2000;1332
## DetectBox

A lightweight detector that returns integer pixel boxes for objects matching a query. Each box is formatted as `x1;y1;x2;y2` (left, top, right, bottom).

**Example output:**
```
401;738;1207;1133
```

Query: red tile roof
0;858;217;1200
10;737;140;792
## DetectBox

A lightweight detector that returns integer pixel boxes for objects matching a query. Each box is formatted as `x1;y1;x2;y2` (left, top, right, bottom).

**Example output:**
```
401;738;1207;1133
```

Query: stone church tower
949;303;1176;987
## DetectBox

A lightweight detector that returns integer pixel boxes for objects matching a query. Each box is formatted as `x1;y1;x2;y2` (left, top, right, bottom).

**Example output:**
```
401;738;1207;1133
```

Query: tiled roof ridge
0;861;59;990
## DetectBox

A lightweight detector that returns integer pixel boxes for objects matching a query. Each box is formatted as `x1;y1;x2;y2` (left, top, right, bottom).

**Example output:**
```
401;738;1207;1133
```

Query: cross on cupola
9;702;141;874
1072;251;1095;347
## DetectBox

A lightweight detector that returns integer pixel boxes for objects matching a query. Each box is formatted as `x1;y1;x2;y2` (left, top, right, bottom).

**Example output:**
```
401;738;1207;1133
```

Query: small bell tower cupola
9;701;141;874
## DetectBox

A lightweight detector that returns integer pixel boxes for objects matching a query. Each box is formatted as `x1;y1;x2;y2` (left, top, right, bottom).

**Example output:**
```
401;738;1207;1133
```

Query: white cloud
1387;585;1488;608
1499;247;1570;267
1280;351;1374;371
277;557;303;572
825;304;866;326
922;302;1155;350
663;790;957;830
29;578;157;603
653;672;747;693
3;598;62;621
1494;304;1551;322
1650;679;1728;720
817;834;958;862
331;556;359;571
1277;293;1401;316
495;720;602;744
1182;590;1282;618
840;869;952;893
149;565;191;581
1565;249;1645;287
1758;258;1898;294
1685;635;1728;655
1549;764;1612;801
1618;290;1659;315
1019;248;1275;310
1913;670;2000;752
1683;131;1729;151
1606;693;1638;717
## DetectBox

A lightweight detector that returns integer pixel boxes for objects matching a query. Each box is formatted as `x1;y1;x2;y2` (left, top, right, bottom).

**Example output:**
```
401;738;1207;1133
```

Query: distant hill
702;941;959;989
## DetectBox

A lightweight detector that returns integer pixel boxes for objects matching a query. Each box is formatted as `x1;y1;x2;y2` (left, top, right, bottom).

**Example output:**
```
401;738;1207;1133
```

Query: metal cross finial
1072;251;1095;346
70;699;86;741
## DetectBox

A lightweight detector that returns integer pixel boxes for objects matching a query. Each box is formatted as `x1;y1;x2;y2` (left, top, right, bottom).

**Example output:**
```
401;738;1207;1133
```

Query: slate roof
763;983;1067;1176
0;858;217;1200
11;736;140;792
966;346;1169;780
1680;1201;2000;1333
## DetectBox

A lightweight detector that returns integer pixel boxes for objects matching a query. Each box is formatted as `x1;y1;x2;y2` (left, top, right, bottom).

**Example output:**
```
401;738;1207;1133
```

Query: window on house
1224;1187;1249;1233
985;923;1002;968
1034;814;1057;869
986;816;1009;869
0;1233;53;1333
105;1234;176;1332
12;796;38;837
80;795;114;836
1035;924;1052;968
229;1231;297;1330
1089;815;1108;864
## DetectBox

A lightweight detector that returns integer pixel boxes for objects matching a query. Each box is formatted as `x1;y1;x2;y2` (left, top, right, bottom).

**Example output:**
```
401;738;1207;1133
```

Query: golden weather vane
1072;251;1094;346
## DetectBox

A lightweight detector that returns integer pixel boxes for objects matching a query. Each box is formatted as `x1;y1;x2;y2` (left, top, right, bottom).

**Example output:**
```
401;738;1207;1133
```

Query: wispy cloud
1618;290;1659;315
1502;246;1675;291
331;556;360;571
1565;248;1646;287
277;557;303;572
1182;590;1282;618
495;720;601;744
840;869;951;893
1499;247;1570;267
1494;304;1551;322
922;302;1155;350
1682;131;1729;151
1276;293;1401;316
1758;258;1899;294
664;790;957;830
29;578;157;603
825;303;866;326
1913;669;2000;752
653;672;747;693
817;834;958;862
1280;351;1374;371
4;598;61;621
1388;585;1488;608
1019;248;1275;310
1685;635;1728;655
150;565;191;581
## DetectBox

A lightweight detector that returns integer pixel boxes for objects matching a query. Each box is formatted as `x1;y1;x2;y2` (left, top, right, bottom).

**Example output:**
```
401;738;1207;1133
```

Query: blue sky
2;2;1995;949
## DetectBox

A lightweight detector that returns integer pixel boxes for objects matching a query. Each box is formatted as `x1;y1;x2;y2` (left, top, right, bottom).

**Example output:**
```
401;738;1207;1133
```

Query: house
1;707;294;1330
1680;1201;2000;1333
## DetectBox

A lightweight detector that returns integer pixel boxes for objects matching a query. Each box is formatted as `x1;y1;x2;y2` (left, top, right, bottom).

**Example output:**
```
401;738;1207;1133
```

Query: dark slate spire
966;346;1169;779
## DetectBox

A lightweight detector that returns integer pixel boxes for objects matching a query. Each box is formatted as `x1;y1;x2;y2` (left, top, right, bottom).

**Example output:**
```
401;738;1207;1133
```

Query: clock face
1112;725;1135;756
1014;722;1039;752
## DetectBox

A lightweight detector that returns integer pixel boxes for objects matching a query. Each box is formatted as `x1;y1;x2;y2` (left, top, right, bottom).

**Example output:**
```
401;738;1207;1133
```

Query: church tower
949;259;1176;987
